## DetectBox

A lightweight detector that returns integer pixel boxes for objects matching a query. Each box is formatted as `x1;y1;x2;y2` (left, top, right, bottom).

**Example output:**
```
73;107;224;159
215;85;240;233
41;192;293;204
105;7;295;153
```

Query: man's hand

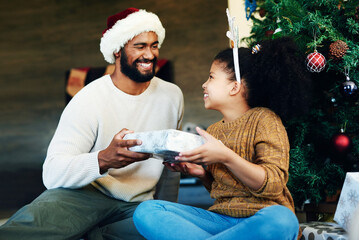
98;128;151;174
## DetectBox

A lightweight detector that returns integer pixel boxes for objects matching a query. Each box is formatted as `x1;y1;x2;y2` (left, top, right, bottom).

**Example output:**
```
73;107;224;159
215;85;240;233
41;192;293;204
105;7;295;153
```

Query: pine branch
247;0;359;207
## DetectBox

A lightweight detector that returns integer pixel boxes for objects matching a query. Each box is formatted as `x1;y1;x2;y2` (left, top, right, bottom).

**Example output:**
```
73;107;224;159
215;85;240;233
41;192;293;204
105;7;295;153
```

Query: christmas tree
244;0;359;208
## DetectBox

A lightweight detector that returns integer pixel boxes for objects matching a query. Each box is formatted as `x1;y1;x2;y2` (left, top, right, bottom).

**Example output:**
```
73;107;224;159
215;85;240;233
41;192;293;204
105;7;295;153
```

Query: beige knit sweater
206;107;295;217
43;75;184;202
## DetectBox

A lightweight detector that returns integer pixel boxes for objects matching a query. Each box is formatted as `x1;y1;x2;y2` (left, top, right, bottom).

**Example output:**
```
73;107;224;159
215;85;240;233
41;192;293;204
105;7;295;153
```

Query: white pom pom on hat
100;8;165;64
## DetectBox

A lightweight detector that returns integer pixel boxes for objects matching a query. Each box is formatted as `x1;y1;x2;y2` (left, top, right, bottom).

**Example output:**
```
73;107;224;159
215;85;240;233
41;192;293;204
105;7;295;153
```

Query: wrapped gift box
334;172;359;231
124;129;205;162
300;222;348;240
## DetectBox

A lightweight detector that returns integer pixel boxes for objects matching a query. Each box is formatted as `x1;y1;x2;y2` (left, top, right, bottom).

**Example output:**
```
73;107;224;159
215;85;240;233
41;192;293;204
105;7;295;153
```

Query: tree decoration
306;50;326;73
259;8;266;18
305;30;326;72
337;0;346;11
272;17;282;39
329;40;349;61
332;128;352;153
245;0;359;208
332;133;351;153
342;81;358;97
341;67;358;98
245;0;257;21
265;29;274;38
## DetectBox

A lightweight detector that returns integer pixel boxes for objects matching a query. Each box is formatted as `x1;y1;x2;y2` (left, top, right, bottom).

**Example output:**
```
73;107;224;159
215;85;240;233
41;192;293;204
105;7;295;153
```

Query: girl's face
202;61;234;111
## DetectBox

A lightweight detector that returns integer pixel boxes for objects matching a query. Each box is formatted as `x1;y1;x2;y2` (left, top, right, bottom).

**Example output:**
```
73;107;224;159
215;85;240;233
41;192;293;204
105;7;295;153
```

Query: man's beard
120;49;157;83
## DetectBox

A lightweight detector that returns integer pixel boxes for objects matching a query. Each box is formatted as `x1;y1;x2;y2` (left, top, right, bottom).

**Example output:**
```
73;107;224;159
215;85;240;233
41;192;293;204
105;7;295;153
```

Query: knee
258;205;299;239
268;205;298;229
134;201;152;220
133;200;164;223
33;188;71;203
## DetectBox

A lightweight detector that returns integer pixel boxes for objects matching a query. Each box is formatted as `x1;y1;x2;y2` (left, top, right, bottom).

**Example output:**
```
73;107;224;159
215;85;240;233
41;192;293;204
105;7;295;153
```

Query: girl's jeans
134;200;299;240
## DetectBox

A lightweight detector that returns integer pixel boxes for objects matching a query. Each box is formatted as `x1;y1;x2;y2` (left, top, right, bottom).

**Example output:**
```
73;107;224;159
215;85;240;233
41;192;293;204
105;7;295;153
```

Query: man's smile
137;61;153;71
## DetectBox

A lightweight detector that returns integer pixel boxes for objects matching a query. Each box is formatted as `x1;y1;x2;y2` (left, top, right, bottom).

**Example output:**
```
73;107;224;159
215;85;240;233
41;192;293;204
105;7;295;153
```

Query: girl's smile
202;61;234;111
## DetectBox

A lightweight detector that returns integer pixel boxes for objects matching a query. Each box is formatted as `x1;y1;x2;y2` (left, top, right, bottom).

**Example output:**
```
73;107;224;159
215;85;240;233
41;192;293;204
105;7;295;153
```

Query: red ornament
305;50;326;73
265;30;274;38
259;8;266;18
332;132;352;153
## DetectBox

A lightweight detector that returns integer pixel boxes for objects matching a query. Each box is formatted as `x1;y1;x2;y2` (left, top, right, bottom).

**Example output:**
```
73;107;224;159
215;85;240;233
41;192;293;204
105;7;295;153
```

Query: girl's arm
176;127;265;191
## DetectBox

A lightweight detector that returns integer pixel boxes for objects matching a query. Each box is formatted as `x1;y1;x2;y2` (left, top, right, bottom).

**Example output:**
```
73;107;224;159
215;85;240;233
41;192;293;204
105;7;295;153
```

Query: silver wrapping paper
124;129;205;162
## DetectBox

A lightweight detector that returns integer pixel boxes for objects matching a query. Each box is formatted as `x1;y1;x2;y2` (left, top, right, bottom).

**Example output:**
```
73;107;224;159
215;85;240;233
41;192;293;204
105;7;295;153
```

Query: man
0;8;184;240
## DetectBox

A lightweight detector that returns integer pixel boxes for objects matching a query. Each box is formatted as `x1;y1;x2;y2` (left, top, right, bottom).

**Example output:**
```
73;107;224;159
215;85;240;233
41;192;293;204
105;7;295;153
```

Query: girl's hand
175;127;233;165
176;127;266;191
163;162;206;178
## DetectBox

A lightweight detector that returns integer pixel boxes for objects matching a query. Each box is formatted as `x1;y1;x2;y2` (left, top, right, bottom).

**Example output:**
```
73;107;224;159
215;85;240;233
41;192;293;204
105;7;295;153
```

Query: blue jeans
133;200;299;240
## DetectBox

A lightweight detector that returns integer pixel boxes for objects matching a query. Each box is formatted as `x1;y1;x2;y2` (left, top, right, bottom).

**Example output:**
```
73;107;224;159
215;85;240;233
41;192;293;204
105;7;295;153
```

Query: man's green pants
0;185;145;240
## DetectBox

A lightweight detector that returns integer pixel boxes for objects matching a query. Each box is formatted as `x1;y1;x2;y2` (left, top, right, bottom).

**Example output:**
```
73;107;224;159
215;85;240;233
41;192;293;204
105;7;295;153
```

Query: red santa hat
100;8;165;64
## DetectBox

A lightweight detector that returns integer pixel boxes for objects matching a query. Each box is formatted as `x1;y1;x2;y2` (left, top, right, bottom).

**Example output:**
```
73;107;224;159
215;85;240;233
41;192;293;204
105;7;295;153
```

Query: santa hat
100;8;165;64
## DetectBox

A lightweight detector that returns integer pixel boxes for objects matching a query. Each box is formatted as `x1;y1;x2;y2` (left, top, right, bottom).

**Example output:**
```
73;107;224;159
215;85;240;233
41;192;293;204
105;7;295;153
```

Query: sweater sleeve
42;89;104;189
249;111;290;199
176;90;184;130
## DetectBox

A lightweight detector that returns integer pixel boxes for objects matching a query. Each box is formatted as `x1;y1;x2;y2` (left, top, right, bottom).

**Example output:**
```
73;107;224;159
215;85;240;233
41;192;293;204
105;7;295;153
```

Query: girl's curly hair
214;37;311;121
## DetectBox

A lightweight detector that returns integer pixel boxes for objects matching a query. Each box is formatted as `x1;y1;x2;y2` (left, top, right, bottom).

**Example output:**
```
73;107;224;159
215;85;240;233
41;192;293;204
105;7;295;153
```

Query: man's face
120;31;159;83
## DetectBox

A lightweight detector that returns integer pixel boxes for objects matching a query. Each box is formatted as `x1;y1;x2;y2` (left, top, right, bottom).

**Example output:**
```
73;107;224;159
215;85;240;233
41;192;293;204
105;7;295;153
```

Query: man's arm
42;91;150;189
42;99;103;189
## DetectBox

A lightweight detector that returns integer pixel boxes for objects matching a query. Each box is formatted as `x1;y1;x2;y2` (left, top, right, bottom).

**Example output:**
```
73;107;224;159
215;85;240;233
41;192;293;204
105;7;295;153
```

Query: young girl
133;37;311;240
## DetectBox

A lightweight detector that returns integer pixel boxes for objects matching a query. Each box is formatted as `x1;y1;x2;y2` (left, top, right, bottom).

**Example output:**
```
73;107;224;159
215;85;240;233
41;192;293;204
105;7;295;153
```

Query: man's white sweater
43;75;184;202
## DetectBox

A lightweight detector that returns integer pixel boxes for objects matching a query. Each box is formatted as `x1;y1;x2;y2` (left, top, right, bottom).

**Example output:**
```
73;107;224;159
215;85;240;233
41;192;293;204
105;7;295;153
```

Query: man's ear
229;81;241;96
